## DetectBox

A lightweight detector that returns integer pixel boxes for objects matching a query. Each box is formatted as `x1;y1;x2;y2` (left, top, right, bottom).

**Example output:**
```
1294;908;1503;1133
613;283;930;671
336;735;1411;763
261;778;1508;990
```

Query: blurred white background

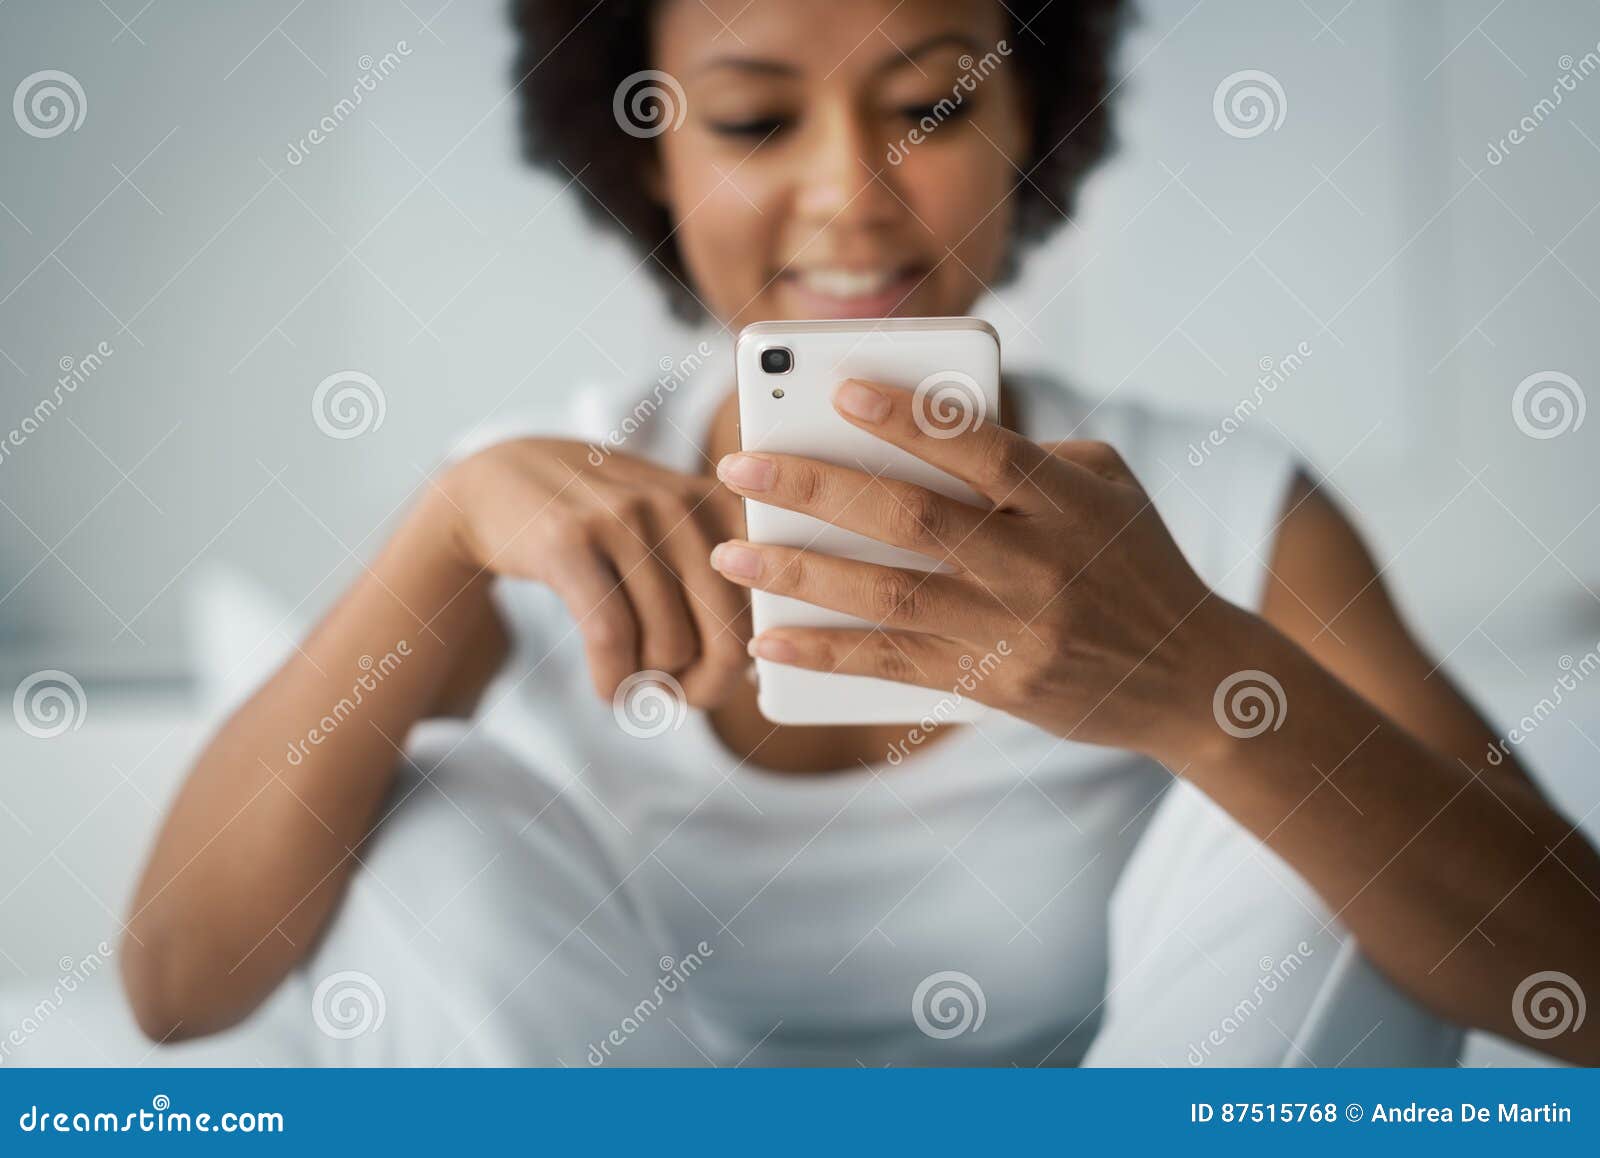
1;0;1596;1065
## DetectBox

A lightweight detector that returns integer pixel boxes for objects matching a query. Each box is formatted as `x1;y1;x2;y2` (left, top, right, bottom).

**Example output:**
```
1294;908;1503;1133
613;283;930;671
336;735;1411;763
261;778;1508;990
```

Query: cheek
661;144;780;310
896;142;1018;279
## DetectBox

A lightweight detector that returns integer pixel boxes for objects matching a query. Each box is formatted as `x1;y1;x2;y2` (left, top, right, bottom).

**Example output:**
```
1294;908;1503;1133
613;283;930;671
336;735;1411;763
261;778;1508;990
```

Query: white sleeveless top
463;354;1295;1065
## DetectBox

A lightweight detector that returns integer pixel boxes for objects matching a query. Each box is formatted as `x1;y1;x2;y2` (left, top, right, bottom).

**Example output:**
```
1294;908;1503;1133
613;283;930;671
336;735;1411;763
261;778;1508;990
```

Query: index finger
831;377;1060;510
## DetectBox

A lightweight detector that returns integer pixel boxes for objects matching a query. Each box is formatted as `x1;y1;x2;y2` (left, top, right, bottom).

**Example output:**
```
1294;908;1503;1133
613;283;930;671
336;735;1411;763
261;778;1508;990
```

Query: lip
775;265;928;319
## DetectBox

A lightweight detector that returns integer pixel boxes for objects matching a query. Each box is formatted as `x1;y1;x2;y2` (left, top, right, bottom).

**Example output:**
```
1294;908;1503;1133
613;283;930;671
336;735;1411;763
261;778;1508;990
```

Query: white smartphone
735;317;1002;726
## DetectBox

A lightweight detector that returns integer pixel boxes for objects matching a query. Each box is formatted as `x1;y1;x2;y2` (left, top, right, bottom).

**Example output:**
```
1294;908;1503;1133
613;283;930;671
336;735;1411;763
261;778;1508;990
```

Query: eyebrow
691;32;984;80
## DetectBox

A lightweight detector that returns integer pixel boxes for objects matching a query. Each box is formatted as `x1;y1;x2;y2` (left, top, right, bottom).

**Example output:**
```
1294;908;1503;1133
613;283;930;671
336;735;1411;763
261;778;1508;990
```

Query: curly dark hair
509;0;1131;319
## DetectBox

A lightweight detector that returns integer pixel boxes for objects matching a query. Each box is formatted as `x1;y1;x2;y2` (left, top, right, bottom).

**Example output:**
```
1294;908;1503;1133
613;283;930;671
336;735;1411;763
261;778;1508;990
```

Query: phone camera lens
760;347;793;375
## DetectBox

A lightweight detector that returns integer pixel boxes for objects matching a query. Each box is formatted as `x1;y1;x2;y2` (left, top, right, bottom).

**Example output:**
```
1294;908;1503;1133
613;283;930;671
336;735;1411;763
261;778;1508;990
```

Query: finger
709;539;1007;640
601;516;699;675
1043;439;1137;485
747;627;984;696
830;377;1063;510
542;539;639;700
715;451;1002;573
661;506;752;706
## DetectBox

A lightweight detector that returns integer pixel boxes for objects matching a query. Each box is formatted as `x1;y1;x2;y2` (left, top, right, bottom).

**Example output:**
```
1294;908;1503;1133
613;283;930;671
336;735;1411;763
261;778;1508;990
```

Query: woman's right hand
441;438;752;708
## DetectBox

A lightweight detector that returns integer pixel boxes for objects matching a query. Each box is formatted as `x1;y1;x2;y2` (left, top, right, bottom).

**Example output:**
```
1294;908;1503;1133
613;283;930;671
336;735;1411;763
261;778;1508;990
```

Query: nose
791;102;902;231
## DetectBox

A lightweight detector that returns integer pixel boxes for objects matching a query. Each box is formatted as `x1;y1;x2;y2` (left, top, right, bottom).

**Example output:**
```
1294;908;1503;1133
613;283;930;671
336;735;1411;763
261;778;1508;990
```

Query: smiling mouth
778;264;926;318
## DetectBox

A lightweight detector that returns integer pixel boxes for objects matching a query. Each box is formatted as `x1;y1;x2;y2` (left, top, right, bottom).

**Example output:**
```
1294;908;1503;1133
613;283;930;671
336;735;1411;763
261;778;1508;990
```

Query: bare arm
120;488;500;1041
1197;473;1600;1063
120;440;749;1041
706;378;1600;1064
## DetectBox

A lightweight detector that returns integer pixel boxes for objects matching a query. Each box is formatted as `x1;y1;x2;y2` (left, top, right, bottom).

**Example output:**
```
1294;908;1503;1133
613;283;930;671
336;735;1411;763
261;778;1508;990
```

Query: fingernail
710;542;762;580
716;453;775;492
834;380;890;423
749;635;797;663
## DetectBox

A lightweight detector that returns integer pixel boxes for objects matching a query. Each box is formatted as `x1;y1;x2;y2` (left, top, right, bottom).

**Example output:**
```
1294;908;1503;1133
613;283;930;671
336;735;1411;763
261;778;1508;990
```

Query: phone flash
771;387;784;398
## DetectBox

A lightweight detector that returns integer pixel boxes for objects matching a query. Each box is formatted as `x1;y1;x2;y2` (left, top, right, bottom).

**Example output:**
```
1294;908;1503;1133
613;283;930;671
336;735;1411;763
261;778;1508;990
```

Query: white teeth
796;268;900;298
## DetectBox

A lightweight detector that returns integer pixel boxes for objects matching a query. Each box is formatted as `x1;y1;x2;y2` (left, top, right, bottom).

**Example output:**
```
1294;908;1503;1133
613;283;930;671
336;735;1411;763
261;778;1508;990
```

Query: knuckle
652;491;693;527
603;492;651;525
786;460;827;509
887;487;946;551
865;568;922;622
647;632;697;673
870;638;919;684
707;636;749;674
975;434;1027;494
582;612;633;652
766;549;805;594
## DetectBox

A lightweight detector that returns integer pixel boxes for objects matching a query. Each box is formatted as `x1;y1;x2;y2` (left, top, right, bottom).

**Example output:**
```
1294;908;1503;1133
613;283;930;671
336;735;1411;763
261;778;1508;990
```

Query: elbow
117;927;251;1045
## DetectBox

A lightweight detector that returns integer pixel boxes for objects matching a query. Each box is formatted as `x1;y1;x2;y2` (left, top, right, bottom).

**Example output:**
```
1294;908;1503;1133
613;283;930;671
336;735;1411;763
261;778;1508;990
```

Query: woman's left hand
708;377;1247;756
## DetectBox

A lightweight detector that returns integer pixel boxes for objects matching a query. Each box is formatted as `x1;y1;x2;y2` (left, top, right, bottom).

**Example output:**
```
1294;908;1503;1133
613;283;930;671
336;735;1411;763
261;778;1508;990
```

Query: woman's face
651;0;1029;329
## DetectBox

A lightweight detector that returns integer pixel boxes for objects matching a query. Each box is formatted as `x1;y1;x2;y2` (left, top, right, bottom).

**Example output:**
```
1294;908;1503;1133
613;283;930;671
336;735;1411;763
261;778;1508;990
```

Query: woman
120;0;1599;1066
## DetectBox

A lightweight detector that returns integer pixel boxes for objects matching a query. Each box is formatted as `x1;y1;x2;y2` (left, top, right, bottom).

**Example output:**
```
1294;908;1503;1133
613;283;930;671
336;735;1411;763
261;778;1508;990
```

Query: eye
706;116;790;140
897;100;969;124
